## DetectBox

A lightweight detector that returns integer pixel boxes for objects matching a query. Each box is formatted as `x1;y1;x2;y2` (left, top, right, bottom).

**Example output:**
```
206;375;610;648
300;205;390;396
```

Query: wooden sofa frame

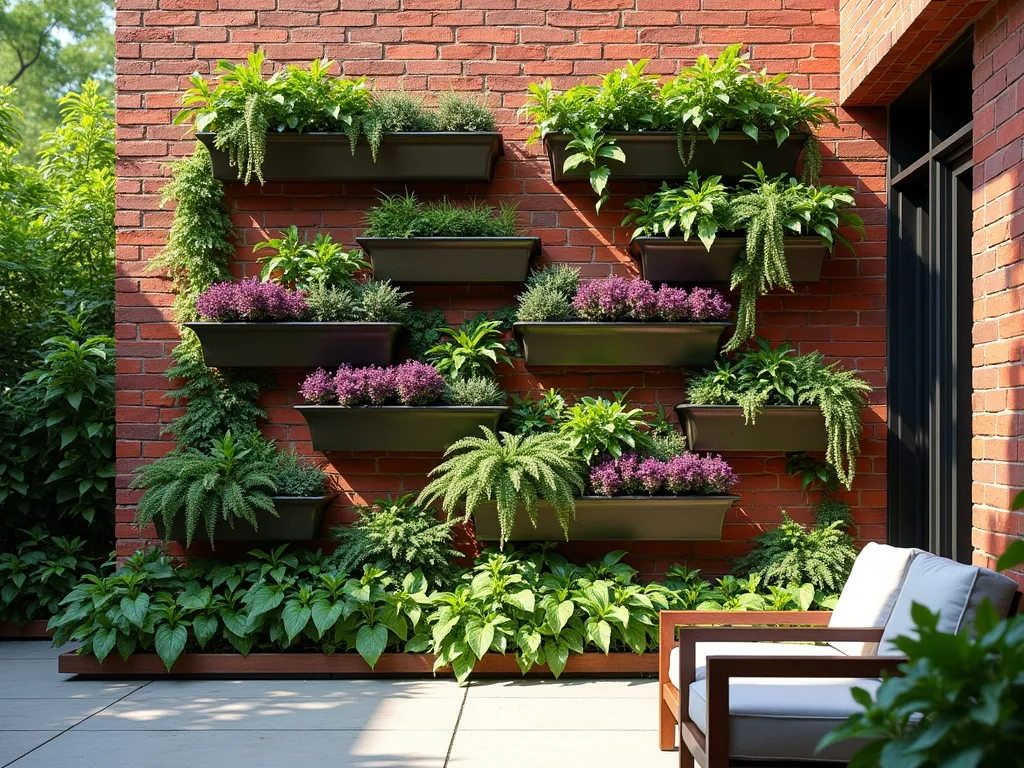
657;611;907;768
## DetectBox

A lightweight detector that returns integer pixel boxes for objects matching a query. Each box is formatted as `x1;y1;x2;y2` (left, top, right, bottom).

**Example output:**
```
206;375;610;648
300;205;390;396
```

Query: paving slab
447;728;678;768
0;731;60;766
457;691;656;731
5;729;452;768
0;698;109;731
468;678;656;698
0;660;143;700
0;642;78;661
129;678;463;702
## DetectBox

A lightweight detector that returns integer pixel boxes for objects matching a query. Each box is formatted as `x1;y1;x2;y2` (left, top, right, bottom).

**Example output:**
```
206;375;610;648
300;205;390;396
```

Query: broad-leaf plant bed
629;235;826;286
153;495;337;543
184;322;401;369
359;236;541;284
471;495;741;542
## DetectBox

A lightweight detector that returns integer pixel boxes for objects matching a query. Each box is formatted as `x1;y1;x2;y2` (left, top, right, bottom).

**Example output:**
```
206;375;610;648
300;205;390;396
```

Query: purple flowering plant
195;279;308;322
589;451;738;496
301;361;448;407
569;278;730;322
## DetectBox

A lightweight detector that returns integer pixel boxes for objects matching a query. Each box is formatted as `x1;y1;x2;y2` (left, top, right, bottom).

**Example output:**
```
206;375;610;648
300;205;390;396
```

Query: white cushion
688;676;880;762
828;542;922;655
879;552;1018;654
668;642;843;689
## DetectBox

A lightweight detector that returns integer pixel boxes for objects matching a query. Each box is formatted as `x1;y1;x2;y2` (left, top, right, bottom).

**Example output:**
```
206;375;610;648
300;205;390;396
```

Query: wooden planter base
58;651;657;679
0;620;53;640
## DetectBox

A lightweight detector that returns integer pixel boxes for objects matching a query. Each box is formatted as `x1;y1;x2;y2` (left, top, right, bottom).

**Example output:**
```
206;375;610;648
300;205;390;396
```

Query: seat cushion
668;642;844;689
688;676;880;762
828;542;921;656
879;551;1018;654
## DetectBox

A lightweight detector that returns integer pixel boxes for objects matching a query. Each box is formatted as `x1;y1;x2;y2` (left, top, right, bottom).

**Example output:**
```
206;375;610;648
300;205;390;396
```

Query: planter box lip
677;403;823;414
628;234;825;258
183;321;403;329
357;235;541;254
544;129;809;145
197;130;504;142
514;321;731;329
295;404;508;412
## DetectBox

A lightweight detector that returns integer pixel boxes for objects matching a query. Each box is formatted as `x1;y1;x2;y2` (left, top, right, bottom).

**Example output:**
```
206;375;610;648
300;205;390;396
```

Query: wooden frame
657;611;905;767
0;620;53;639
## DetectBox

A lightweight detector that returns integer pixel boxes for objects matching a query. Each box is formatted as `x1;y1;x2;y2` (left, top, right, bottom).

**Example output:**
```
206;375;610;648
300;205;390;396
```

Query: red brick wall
114;0;889;577
840;0;990;105
972;0;1024;581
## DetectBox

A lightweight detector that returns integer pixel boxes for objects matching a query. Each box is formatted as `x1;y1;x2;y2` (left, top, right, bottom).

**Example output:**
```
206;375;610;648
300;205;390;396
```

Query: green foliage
419;429;586;547
271;446;328;497
559;392;651;463
444;376;507;407
163;332;266;449
303;282;362;322
177;54;496;183
363;192;518;238
327;494;462;590
357;279;411;323
427;319;512;381
732;501;857;592
516;264;580;322
0;526;98;623
433;91;495;132
726;163;865;350
624;173;729;247
688;339;871;488
821;585;1024;767
505;389;567;436
403;306;448;362
561;123;625;212
786;451;842;496
150;143;234;323
132;432;278;549
254;226;367;290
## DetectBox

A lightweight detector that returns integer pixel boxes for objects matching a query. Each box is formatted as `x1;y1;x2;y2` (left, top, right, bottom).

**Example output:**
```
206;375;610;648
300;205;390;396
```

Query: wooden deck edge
0;621;53;640
58;651;659;678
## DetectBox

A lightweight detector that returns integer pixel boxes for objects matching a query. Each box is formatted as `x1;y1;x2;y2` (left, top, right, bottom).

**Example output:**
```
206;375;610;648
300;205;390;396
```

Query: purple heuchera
590;451;738;496
687;287;731;321
394;360;445;406
300;368;337;405
655;285;690;321
626;280;658;320
195;279;307;322
334;365;367;406
364;366;398;405
573;277;631;321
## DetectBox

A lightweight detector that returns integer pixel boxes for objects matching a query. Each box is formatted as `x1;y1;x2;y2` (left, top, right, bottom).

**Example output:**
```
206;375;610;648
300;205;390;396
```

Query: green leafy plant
132;432;278;548
427;319;512;381
559;392;651;463
0;527;98;623
363;192;518;238
419;429;586;547
820;547;1024;767
515;265;579;322
357;279;411;323
254;226;367;289
271;447;329;497
505;389;568;436
303;282;362;322
688;339;871;488
623;172;730;247
327;495;462;589
444;376;507;407
561;124;625;212
404;306;449;361
433;91;496;132
726;163;864;349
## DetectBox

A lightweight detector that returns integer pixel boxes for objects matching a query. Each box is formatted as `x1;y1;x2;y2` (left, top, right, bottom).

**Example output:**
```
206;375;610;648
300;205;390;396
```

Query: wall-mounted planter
183;322;401;369
153;495;337;543
358;236;541;284
513;322;730;368
629;236;827;285
295;405;507;453
675;405;827;453
545;131;807;183
197;132;503;183
472;495;741;542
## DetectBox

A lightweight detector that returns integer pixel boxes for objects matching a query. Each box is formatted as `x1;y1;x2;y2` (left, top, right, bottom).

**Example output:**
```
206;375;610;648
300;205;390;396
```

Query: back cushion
828;542;921;656
879;552;1019;655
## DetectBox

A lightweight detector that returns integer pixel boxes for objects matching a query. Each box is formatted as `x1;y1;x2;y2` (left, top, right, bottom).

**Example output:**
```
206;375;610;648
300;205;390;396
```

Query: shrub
559;392;651;463
195;279;307;322
516;265;579;322
426;319;512;381
254;226;367;290
272;447;328;497
303;282;361;322
357;280;411;323
444;376;507;407
624;173;730;246
363;192;518;238
327;494;461;589
434;91;496;132
0;527;98;623
505;389;567;436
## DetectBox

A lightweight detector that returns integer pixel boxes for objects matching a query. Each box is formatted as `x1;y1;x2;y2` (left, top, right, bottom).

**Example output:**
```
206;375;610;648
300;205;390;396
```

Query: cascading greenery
687;339;872;488
418;429;586;546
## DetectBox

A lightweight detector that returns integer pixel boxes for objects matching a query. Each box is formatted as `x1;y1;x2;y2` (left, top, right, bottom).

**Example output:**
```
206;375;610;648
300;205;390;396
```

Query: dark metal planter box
513;322;730;368
153;495;337;543
358;236;541;284
629;236;827;285
675;405;828;453
197;132;503;183
183;322;401;369
545;131;807;183
472;495;741;542
295;405;507;453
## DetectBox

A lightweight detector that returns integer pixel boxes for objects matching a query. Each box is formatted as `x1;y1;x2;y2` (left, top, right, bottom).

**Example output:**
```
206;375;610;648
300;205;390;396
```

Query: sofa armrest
701;654;907;768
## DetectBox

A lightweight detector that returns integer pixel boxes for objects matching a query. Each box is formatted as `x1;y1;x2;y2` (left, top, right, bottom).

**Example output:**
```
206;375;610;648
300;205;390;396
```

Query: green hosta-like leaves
120;593;150;628
91;626;117;663
154;623;189;672
282;601;311;642
192;615;219;649
311;599;345;638
355;623;388;669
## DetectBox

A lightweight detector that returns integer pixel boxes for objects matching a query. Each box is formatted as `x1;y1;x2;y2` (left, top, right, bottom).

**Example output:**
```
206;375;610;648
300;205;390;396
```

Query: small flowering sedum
195;279;308;322
570;277;730;323
589;450;738;496
301;361;448;407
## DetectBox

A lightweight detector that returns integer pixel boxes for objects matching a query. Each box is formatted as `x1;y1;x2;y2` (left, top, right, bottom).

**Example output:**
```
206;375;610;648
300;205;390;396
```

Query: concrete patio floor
0;641;677;767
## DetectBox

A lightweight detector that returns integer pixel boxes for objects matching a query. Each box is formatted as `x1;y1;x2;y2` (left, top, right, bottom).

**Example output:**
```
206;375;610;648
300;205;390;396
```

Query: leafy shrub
688;339;871;488
357;280;411;323
505;389;567;436
559;392;651;463
624;173;730;246
434;91;496;132
427;320;512;381
0;527;98;623
195;279;308;322
300;362;448;407
403;307;449;361
254;226;367;290
732;501;857;593
303;282;362;322
132;432;278;548
418;429;586;546
516;265;580;322
363;192;518;238
327;494;461;589
444;376;507;407
272;447;329;497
